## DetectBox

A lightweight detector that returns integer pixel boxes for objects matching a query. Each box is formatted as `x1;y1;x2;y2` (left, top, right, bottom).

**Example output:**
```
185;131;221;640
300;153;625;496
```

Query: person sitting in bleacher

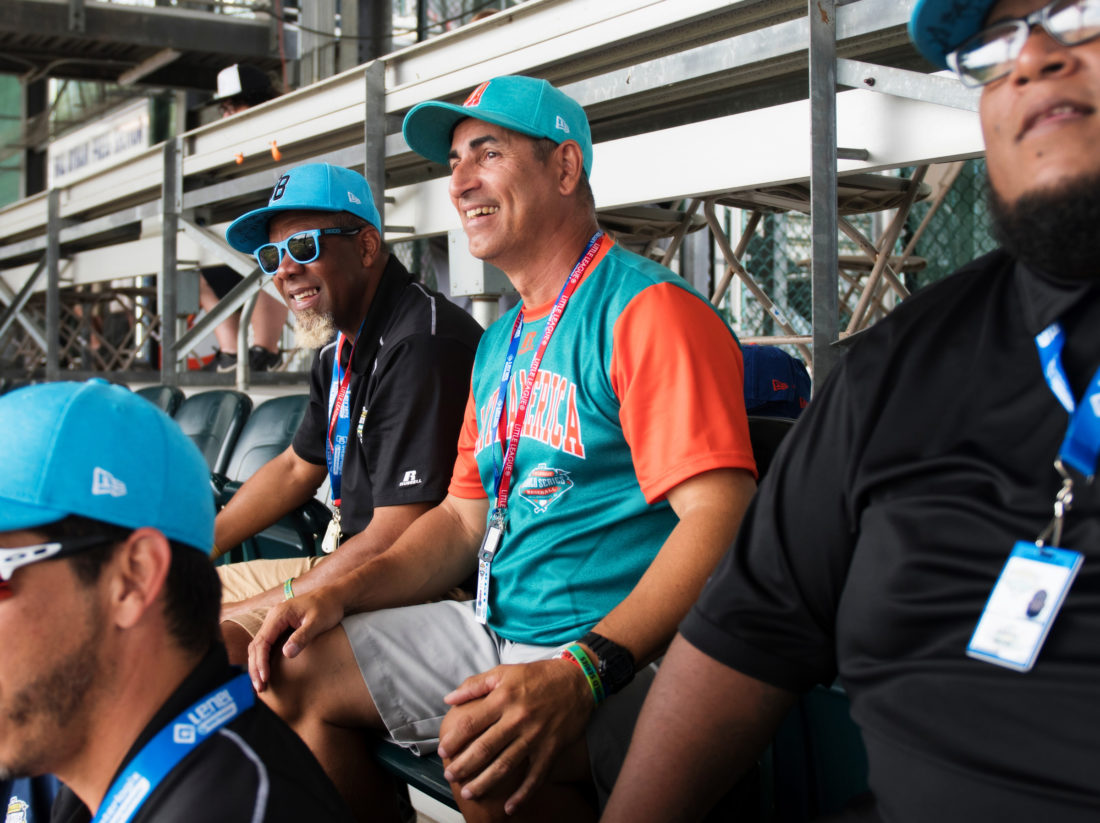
242;75;758;822
214;163;482;657
603;1;1100;821
0;380;354;822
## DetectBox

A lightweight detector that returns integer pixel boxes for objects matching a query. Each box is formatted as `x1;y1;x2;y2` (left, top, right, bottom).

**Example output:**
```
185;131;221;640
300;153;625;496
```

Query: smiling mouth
289;287;320;306
465;206;499;219
1020;103;1093;139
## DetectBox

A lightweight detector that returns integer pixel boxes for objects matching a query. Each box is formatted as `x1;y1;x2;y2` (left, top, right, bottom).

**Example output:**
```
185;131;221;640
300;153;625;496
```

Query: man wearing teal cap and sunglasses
216;163;482;649
604;1;1100;821
0;380;353;822
244;76;757;822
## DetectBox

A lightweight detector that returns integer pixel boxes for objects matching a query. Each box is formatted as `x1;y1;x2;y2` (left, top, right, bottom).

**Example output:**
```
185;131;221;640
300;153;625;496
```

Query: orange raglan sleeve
611;282;757;503
448;385;489;499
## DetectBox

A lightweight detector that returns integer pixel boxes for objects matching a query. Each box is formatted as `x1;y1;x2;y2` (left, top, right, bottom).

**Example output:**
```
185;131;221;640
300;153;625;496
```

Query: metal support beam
836;59;979;112
365;60;386;231
68;0;85;33
808;0;840;384
159;138;181;385
0;259;49;350
45;189;61;379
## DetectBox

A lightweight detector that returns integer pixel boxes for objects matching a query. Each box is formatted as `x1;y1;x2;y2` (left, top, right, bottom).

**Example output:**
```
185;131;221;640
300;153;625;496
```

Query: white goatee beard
293;310;337;349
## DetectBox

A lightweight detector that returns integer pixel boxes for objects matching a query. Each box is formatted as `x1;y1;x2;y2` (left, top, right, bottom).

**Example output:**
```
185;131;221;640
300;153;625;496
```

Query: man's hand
247;589;344;691
437;658;593;815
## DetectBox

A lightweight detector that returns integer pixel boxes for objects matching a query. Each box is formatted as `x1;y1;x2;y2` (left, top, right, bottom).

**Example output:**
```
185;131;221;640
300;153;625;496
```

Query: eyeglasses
948;0;1100;87
0;535;116;583
253;227;362;275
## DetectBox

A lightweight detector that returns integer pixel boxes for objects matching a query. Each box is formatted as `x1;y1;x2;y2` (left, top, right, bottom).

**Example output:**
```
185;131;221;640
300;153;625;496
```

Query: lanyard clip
1037;460;1074;548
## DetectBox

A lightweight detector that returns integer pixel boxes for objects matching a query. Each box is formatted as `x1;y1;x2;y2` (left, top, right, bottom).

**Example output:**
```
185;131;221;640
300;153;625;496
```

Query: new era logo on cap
92;467;127;498
348;191;361;205
554;115;570;134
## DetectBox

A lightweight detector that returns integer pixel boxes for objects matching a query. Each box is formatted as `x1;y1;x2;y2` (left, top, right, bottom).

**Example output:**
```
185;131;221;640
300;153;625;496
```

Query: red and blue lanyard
327;321;364;507
1036;321;1100;478
92;673;254;823
487;232;604;517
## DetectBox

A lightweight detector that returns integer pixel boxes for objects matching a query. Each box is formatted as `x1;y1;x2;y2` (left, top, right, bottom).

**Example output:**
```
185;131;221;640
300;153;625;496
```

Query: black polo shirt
683;249;1100;821
51;646;353;823
293;256;482;537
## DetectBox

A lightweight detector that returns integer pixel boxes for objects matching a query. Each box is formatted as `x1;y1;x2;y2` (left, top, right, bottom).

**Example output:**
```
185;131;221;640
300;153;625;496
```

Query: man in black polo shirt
604;1;1100;821
215;163;482;650
0;380;353;823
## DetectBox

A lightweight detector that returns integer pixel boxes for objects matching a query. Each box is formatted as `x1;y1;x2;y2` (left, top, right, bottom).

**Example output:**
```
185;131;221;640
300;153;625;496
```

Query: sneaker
201;350;238;372
249;346;282;372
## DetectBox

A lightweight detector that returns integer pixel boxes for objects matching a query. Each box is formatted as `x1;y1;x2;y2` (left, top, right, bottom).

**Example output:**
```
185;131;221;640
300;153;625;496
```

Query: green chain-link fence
720;158;998;354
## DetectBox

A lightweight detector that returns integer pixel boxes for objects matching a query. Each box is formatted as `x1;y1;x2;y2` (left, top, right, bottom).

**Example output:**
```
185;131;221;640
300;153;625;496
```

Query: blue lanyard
326;322;363;506
1035;322;1100;478
92;673;254;823
488;232;603;506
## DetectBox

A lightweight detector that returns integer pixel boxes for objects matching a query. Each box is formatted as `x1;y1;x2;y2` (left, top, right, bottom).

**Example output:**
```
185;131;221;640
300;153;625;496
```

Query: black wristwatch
580;631;636;696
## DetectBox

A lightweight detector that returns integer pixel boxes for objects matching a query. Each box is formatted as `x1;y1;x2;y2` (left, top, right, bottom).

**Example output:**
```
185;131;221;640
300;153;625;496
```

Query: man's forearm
591;468;756;666
328;493;487;615
274;501;433;599
214;447;326;553
602;634;795;823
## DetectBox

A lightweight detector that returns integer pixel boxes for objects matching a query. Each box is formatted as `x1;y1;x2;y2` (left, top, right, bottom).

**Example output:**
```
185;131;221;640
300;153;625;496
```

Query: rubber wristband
283;577;295;600
558;643;605;706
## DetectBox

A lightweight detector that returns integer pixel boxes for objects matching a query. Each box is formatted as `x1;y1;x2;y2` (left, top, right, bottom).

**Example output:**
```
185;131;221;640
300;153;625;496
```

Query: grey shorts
342;599;655;807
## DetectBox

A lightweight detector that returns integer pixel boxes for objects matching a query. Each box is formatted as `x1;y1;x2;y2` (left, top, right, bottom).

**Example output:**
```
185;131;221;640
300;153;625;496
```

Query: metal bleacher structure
0;0;985;392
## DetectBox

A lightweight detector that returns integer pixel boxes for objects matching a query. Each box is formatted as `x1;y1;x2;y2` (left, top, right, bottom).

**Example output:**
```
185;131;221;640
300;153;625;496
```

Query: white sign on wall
47;99;151;188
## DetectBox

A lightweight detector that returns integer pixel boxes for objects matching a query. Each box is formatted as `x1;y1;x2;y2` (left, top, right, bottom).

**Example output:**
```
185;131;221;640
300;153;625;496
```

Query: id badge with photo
474;514;505;625
967;541;1082;672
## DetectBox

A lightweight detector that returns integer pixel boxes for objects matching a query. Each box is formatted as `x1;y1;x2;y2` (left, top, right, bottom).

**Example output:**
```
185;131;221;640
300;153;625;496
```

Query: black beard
989;174;1100;281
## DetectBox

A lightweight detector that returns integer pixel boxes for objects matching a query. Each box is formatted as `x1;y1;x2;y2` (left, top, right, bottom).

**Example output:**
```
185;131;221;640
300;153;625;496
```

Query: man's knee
221;620;252;667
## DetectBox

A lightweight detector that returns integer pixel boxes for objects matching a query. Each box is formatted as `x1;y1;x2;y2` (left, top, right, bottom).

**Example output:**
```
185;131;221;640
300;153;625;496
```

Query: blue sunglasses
253;227;362;275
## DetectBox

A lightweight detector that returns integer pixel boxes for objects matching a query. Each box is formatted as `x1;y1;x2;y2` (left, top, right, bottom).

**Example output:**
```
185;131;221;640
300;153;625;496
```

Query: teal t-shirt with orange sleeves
449;237;756;646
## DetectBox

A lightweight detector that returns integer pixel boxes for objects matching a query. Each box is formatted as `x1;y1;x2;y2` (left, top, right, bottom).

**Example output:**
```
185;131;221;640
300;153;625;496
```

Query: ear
107;528;173;631
556;140;586;197
357;225;383;268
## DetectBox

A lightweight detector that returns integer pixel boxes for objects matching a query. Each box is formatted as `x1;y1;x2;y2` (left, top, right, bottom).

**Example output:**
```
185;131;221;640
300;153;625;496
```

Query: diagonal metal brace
172;218;271;361
0;259;49;350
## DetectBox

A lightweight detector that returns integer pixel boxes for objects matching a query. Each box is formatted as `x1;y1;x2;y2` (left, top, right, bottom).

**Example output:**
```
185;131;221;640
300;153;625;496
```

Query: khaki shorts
343;598;655;808
218;556;327;635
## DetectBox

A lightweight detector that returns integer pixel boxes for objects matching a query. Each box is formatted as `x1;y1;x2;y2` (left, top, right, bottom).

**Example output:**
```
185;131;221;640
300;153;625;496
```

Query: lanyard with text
322;325;362;553
92;673;254;823
474;231;604;624
965;323;1096;672
1035;322;1100;481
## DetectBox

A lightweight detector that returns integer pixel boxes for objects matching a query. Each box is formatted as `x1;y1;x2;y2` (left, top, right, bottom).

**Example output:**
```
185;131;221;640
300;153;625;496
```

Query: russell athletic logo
517;464;573;513
399;469;423;488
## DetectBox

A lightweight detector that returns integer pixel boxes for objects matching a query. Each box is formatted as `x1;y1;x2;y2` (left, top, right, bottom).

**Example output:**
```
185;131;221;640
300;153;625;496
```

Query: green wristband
559;643;606;706
283;577;295;601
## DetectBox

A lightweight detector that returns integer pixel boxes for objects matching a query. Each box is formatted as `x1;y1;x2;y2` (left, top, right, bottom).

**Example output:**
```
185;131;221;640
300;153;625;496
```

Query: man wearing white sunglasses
215;163;482;655
0;379;354;822
604;0;1100;821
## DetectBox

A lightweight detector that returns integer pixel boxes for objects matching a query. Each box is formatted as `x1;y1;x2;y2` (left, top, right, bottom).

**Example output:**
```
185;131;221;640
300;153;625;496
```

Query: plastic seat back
223;394;310;483
135;384;184;416
173;389;252;475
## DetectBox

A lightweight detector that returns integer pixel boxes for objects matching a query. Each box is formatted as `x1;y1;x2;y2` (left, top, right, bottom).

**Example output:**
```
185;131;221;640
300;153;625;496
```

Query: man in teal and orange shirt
245;75;758;822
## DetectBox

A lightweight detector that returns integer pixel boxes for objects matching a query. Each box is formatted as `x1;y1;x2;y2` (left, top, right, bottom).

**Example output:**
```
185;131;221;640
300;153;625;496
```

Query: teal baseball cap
225;162;382;253
910;0;998;69
402;75;593;177
0;380;214;552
